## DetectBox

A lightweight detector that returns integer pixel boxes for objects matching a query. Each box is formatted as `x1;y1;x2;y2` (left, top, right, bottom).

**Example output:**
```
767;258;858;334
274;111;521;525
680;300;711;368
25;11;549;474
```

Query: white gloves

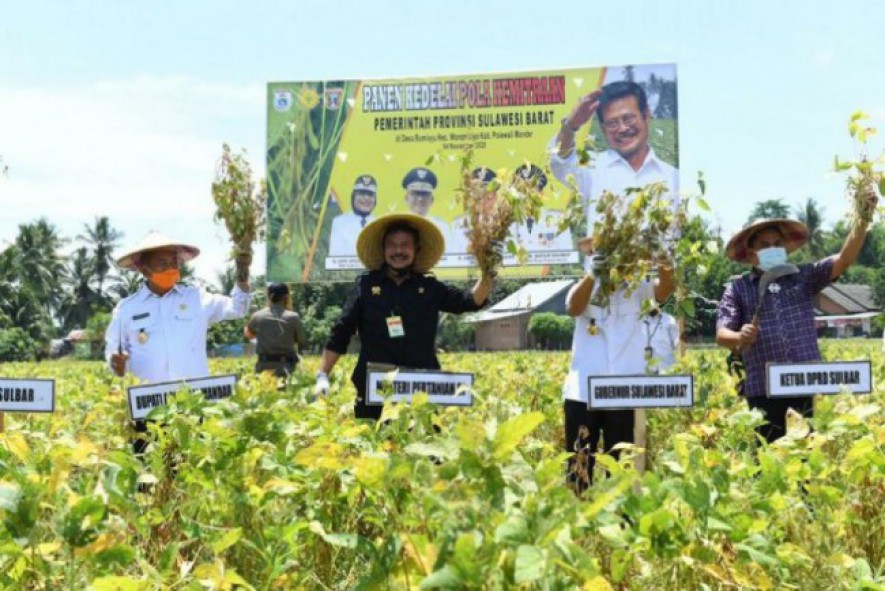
314;371;330;397
584;253;606;278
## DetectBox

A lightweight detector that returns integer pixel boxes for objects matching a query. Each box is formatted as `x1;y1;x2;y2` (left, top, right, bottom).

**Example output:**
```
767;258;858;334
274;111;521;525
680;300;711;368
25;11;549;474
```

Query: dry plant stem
457;152;549;276
212;144;266;281
849;171;878;232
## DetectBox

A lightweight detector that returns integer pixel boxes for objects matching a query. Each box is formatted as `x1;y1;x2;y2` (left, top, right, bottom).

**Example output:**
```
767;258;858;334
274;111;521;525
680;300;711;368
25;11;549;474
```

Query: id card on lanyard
386;315;405;338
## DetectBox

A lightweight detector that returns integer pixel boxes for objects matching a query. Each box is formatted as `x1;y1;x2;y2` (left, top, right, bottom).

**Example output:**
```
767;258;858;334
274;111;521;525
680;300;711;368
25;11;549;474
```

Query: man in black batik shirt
315;213;495;420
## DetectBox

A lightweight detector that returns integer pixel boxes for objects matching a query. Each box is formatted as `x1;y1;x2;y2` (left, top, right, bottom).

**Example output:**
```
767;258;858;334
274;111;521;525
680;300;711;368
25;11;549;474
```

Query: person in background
245;282;307;382
644;305;679;374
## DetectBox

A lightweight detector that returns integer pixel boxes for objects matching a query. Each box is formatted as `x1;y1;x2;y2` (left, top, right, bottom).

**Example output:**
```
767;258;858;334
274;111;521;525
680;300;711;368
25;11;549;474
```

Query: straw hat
115;231;200;270
356;213;445;273
725;218;808;264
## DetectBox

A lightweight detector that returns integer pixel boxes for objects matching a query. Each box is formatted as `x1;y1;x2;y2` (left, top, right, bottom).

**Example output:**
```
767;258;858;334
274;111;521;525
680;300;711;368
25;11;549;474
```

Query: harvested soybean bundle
834;112;884;233
455;153;547;277
588;181;687;308
212;143;266;282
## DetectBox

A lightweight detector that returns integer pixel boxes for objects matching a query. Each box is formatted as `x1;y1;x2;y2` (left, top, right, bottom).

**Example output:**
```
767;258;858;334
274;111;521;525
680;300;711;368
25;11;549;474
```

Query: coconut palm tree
108;269;143;301
795;198;826;259
14;219;67;317
747;199;790;223
78;216;122;297
59;247;101;331
0;243;54;346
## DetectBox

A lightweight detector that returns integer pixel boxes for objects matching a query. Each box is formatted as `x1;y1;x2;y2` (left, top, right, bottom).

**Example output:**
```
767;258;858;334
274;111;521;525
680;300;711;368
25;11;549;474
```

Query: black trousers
255;358;296;378
746;396;814;443
563;400;634;493
354;388;383;420
132;420;151;455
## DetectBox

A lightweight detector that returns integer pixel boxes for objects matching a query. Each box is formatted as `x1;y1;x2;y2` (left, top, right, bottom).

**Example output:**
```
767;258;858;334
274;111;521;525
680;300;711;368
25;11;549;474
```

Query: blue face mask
756;246;787;271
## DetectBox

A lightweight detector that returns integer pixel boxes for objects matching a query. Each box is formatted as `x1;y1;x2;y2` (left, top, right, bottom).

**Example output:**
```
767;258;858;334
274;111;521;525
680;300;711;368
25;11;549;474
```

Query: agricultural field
1;341;883;590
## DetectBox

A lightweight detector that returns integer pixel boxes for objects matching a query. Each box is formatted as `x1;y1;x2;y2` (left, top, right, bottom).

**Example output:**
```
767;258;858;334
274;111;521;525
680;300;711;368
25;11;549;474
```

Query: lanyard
645;315;662;350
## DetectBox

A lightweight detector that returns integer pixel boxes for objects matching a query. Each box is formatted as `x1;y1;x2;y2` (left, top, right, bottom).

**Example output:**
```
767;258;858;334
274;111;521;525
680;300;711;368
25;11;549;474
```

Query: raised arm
555;89;602;158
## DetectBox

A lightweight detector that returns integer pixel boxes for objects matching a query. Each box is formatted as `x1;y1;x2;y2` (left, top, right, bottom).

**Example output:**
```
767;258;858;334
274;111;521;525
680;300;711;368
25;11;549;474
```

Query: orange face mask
150;268;180;291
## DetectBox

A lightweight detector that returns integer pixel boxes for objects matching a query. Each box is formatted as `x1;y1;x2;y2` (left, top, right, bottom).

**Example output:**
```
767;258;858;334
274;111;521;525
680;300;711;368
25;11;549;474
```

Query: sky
2;0;884;284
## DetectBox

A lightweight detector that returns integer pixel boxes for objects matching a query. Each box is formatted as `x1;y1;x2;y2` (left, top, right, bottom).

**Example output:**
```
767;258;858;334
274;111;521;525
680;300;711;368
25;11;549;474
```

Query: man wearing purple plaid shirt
716;203;877;443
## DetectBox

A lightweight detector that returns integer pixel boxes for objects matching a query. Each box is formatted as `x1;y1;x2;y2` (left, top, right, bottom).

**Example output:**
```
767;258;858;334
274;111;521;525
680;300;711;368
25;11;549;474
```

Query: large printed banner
266;63;678;282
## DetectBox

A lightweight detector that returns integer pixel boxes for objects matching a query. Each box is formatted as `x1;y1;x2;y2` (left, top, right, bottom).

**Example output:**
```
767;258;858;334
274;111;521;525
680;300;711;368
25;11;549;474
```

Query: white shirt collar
136;282;185;301
599;146;665;175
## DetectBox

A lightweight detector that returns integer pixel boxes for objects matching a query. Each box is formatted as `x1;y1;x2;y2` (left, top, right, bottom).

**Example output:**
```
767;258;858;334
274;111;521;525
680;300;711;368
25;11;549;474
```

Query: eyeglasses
602;113;639;131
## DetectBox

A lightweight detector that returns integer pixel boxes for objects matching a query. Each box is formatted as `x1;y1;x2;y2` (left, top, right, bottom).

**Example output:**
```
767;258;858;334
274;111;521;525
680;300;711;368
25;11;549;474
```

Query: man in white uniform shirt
329;175;378;257
563;239;674;493
548;80;679;229
643;307;679;374
105;231;251;452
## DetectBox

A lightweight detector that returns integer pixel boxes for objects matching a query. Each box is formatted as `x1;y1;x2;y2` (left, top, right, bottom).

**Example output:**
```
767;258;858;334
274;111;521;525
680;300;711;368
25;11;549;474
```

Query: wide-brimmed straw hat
115;231;200;270
726;218;808;264
356;213;445;273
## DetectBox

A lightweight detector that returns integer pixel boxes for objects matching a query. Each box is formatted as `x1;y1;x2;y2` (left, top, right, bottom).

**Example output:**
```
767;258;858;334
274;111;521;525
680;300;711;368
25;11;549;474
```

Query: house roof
818;283;878;314
464;279;575;323
814;311;879;322
65;329;89;342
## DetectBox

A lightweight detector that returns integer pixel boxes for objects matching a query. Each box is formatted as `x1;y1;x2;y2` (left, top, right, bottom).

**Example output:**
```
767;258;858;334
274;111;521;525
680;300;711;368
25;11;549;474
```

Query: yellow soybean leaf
37;542;61;557
212;528;242;555
223;569;253;590
2;433;30;462
828;553;856;568
193;560;224;586
583;576;614;591
583;477;633;520
455;416;485;449
71;437;98;464
75;533;118;557
262;478;301;495
492;412;544;461
90;576;149;591
295;442;344;470
353;456;387;489
401;534;437;576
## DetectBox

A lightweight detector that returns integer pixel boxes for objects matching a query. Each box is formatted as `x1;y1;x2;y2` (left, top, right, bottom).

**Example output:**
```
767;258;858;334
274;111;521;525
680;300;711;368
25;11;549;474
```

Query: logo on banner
273;90;293;112
325;88;344;110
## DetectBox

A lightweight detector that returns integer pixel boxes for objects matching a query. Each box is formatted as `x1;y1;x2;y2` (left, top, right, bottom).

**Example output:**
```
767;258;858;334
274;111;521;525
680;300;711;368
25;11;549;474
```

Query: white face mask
756;246;787;271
